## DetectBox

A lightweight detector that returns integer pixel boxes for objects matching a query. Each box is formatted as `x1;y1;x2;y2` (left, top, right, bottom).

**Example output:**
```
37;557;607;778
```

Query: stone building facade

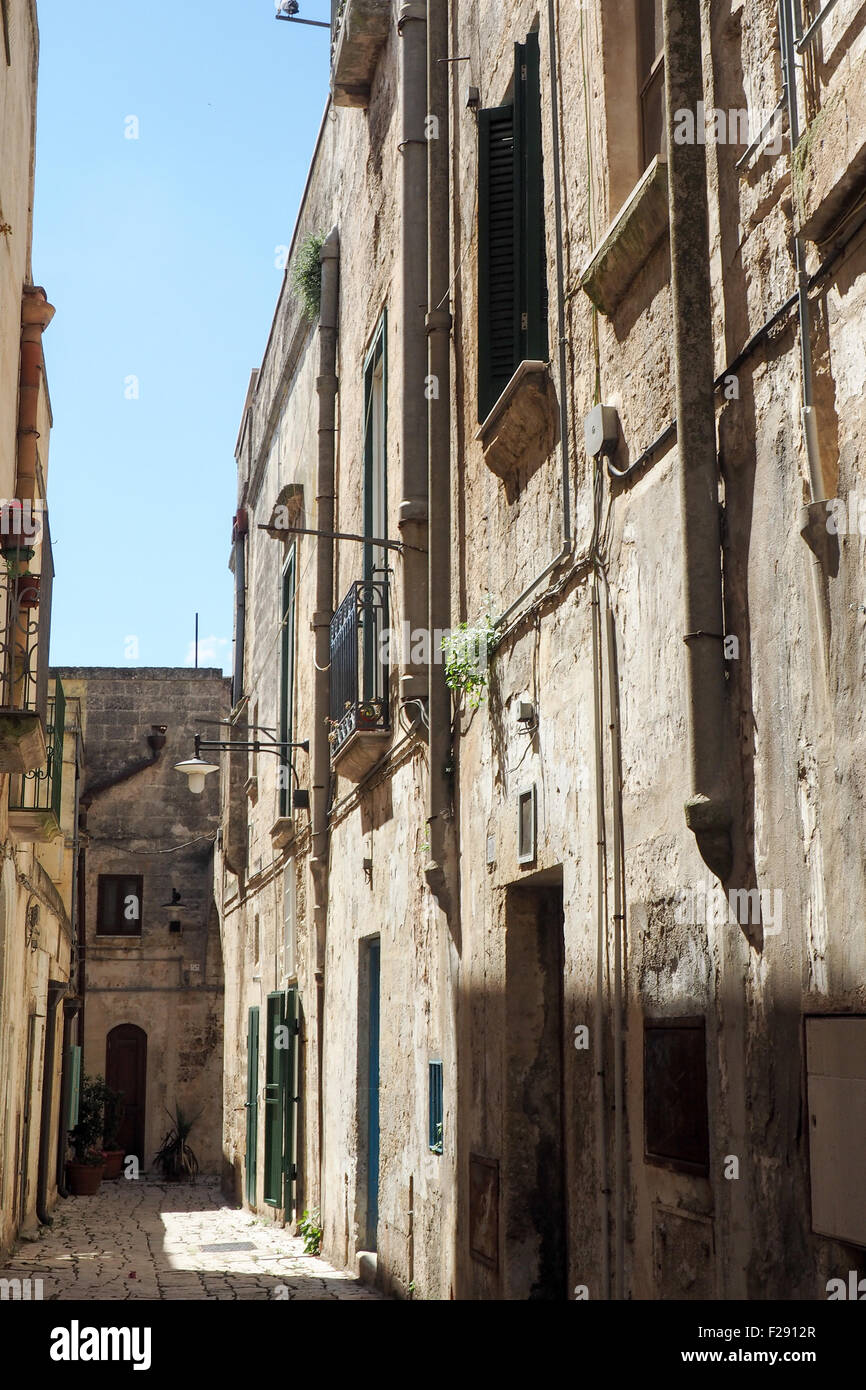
220;0;866;1299
54;669;229;1178
0;0;79;1255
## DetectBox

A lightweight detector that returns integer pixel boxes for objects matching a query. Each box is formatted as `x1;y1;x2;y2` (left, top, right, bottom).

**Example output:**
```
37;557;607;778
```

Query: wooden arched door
105;1024;147;1161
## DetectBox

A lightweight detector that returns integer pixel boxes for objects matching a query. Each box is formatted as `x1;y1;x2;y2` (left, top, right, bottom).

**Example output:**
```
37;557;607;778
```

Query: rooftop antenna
195;613;199;670
275;2;330;28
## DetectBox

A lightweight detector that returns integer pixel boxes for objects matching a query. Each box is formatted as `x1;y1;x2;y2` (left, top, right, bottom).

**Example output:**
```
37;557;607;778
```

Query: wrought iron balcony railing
8;678;65;842
329;578;389;759
0;517;54;773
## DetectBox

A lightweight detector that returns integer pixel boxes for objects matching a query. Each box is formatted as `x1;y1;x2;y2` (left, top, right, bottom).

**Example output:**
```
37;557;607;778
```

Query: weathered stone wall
0;0;76;1256
54;669;229;1176
225;0;866;1300
449;0;866;1301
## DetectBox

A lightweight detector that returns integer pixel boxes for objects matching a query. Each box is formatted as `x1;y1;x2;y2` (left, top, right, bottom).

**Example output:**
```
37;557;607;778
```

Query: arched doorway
106;1024;147;1162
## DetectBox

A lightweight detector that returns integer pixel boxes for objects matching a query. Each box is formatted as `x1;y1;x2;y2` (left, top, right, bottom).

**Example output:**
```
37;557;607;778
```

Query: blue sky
33;0;330;672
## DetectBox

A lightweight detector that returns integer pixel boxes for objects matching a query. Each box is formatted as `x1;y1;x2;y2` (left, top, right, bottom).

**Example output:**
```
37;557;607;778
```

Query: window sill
270;816;295;851
475;360;557;482
579;155;670;317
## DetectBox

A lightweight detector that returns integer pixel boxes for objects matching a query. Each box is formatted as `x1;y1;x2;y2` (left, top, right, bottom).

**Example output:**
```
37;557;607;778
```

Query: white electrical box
806;1016;866;1247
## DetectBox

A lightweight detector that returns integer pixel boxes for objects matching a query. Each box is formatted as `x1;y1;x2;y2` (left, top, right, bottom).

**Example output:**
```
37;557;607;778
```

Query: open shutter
478;103;519;422
282;987;299;1217
66;1044;82;1129
264;993;283;1205
515;32;548;364
245;1007;259;1206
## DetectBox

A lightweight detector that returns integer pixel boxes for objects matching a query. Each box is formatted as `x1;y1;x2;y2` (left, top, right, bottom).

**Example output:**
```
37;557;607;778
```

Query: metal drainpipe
603;576;626;1301
494;0;573;632
781;0;832;658
232;532;246;710
663;0;733;882
425;0;458;1299
36;979;67;1225
591;574;611;1299
397;2;430;704
311;227;339;1204
424;0;452;903
55;997;81;1198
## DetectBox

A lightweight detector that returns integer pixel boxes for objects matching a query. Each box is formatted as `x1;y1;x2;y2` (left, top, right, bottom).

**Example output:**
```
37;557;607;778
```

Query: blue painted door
367;939;381;1250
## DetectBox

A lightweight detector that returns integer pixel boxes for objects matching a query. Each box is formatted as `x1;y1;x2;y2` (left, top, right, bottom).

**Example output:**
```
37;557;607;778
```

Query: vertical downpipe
425;0;452;900
398;2;430;703
312;228;340;1204
591;576;611;1299
663;0;733;882
425;0;457;1298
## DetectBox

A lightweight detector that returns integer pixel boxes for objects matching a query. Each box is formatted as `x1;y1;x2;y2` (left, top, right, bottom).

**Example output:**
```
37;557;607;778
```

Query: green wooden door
264;991;299;1209
245;1007;259;1206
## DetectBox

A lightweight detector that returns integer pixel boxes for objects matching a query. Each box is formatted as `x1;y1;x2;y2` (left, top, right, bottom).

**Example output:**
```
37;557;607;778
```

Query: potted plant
153;1105;200;1183
15;571;40;608
67;1074;107;1195
101;1084;126;1179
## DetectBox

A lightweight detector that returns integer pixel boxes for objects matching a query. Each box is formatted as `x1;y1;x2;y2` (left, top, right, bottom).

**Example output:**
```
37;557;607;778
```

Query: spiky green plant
153;1105;201;1183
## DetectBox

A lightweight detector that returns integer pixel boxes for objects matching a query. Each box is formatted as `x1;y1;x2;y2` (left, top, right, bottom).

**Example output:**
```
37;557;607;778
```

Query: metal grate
329;578;389;755
8;678;64;818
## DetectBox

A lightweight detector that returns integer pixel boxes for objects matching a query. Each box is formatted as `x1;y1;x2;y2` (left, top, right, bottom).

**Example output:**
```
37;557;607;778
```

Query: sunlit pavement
0;1178;383;1301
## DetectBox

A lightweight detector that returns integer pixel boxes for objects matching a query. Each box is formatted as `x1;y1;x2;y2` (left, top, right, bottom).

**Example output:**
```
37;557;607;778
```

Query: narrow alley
0;1181;382;1302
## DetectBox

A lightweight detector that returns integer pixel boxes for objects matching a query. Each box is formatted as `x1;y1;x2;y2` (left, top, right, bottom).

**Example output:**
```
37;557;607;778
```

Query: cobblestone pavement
0;1179;383;1301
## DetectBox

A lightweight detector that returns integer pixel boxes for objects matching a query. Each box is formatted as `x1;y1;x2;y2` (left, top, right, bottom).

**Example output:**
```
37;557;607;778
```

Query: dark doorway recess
106;1023;147;1162
504;880;568;1300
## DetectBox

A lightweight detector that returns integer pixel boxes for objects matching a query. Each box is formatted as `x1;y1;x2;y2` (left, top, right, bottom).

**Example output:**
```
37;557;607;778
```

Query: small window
169;920;182;935
644;1017;709;1176
637;0;665;171
428;1060;443;1154
477;31;548;421
517;785;537;864
96;875;143;937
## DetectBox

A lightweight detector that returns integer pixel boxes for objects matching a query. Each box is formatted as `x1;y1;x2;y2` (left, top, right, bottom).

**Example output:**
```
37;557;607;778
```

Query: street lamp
275;2;330;27
174;755;220;796
174;727;310;800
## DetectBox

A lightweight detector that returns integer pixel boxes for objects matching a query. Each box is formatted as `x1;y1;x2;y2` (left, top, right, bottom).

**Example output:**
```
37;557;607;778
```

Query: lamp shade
174;756;219;795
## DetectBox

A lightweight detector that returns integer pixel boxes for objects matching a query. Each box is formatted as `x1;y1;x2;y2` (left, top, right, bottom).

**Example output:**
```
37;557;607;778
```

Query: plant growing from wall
441;612;498;710
298;1208;323;1256
291;231;326;322
153;1105;200;1183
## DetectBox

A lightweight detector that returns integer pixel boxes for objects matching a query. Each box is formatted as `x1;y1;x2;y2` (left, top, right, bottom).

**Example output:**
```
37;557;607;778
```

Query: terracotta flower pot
102;1150;125;1180
66;1161;105;1196
15;572;40;609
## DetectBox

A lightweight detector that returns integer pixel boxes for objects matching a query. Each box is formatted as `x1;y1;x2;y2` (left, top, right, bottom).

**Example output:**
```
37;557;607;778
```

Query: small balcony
8;679;65;843
0;527;54;773
329;578;390;781
330;0;391;108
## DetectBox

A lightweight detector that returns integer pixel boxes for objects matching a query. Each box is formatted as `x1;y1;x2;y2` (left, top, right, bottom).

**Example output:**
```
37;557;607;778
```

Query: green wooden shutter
264;990;299;1209
264;994;283;1205
282;987;299;1217
245;1007;259;1206
478;102;518;422
478;33;548;424
66;1045;81;1129
515;32;548;365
